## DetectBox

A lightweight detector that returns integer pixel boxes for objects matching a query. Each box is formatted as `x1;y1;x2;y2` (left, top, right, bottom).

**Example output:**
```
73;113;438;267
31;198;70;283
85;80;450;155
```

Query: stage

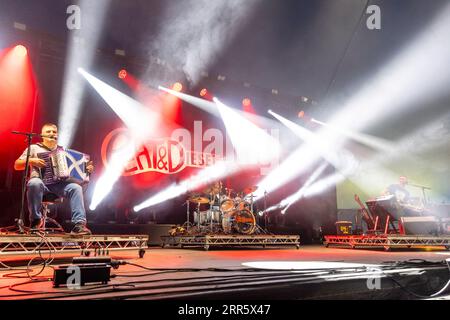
2;0;450;309
1;243;449;301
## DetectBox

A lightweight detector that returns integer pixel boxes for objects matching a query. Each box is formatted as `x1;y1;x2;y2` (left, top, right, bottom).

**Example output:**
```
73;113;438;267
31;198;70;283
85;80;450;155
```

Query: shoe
30;219;43;232
71;223;92;235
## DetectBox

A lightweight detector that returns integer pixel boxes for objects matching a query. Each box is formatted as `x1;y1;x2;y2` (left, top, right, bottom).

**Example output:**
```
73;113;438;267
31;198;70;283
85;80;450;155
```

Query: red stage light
242;98;252;108
14;45;27;57
200;88;208;97
118;69;127;79
172;82;183;92
298;110;305;118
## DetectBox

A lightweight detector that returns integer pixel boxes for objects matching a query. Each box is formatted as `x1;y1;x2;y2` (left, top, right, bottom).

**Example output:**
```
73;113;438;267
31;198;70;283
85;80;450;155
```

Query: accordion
38;148;90;185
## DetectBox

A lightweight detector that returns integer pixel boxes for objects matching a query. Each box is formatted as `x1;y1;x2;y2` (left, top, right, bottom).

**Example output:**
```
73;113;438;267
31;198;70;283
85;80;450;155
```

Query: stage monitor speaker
335;221;353;235
400;216;439;236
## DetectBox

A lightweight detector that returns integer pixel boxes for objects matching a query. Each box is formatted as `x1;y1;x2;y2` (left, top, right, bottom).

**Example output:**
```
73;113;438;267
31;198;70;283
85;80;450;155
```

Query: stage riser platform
161;235;300;250
325;235;450;251
0;234;148;259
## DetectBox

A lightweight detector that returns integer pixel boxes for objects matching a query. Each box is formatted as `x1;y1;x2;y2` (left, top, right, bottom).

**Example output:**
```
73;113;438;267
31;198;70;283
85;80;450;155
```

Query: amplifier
400;216;439;236
335;221;353;235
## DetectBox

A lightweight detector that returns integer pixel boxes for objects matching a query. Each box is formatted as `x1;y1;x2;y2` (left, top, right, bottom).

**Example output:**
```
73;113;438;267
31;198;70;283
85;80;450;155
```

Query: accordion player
37;147;90;186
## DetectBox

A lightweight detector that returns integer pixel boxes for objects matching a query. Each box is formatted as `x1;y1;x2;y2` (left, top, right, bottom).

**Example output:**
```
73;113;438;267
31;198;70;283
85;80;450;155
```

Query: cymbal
188;196;210;204
243;186;258;194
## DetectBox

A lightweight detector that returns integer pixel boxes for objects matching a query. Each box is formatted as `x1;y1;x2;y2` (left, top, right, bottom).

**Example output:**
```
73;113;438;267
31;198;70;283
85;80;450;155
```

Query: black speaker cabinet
400;216;439;235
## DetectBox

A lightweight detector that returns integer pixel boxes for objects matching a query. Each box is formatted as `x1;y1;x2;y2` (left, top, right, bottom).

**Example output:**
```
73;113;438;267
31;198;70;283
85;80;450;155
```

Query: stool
42;193;65;233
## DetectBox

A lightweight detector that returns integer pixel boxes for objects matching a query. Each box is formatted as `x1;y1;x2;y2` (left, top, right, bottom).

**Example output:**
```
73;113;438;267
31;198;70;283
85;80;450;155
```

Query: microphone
12;131;58;140
11;131;42;137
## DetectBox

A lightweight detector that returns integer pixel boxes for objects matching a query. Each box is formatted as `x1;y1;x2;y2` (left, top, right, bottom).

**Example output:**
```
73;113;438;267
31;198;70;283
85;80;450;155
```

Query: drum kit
185;182;259;235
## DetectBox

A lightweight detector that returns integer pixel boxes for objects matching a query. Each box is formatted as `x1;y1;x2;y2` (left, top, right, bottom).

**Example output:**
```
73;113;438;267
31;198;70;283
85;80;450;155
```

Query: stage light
0;45;38;141
118;69;127;79
298;110;305;118
242;98;252;108
200;88;208;97
13;22;27;31
13;45;27;57
172;82;183;92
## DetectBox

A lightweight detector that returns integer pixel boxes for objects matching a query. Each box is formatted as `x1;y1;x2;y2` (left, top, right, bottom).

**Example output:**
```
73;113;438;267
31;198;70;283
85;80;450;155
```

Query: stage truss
324;235;450;251
161;234;300;250
0;234;148;259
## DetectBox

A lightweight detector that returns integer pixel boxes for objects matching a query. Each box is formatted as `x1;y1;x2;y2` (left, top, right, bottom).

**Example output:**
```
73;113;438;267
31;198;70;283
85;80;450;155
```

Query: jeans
27;178;87;224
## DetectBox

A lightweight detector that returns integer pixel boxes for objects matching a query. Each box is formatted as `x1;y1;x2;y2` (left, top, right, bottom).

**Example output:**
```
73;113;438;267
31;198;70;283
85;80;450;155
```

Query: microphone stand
12;131;41;234
408;183;432;206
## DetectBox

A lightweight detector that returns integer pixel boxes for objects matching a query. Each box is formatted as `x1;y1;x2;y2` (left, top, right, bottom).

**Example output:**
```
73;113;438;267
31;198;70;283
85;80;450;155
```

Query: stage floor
1;245;449;300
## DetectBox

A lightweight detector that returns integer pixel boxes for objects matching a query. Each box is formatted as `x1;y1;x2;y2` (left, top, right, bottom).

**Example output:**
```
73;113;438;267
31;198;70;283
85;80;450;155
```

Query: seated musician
382;175;423;216
14;123;93;234
383;176;410;203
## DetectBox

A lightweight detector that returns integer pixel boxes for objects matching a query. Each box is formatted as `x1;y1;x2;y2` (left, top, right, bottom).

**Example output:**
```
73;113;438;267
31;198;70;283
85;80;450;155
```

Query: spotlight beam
133;96;281;212
215;97;280;165
134;161;241;212
281;162;329;214
159;86;218;116
159;86;280;128
58;0;110;147
254;111;358;201
78;69;160;210
311;118;395;152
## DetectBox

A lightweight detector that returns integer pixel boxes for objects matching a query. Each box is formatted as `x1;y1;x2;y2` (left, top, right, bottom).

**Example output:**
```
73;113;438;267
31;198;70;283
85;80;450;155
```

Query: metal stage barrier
324;235;450;251
0;234;148;259
161;234;300;250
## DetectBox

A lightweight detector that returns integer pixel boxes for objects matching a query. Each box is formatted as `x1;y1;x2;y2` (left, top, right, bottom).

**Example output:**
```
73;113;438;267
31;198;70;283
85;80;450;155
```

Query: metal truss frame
161;234;300;250
0;234;148;257
324;235;450;251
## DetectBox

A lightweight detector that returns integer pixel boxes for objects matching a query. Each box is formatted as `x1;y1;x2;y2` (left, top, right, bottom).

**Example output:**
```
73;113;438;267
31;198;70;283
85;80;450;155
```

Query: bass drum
222;209;256;235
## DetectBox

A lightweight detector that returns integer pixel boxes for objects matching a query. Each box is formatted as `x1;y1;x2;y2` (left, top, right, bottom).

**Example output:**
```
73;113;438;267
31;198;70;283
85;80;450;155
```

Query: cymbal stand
186;200;190;232
196;202;201;231
263;191;268;232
